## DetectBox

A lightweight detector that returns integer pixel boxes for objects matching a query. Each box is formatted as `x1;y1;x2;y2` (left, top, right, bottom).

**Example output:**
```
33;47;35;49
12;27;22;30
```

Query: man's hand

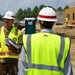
8;45;15;52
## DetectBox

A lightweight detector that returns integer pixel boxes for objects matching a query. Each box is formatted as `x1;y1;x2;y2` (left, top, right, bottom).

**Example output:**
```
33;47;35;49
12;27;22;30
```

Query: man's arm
64;51;73;75
17;34;23;54
18;46;27;75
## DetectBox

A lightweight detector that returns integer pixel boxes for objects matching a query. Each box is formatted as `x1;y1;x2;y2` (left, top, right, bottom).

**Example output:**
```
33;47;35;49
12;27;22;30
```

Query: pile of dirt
53;25;75;39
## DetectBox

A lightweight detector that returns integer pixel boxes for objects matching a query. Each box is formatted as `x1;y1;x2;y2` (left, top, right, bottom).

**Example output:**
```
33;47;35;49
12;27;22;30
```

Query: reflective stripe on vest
57;36;65;65
0;52;18;56
27;35;65;73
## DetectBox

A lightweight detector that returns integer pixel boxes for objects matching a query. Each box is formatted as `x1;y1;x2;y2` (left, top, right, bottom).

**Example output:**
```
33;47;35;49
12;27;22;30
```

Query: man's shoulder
0;26;4;32
0;27;1;33
0;26;4;28
13;26;21;34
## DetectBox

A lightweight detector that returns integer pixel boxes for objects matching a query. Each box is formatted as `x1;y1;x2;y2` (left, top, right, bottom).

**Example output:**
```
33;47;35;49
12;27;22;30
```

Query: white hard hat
37;7;57;22
3;11;15;19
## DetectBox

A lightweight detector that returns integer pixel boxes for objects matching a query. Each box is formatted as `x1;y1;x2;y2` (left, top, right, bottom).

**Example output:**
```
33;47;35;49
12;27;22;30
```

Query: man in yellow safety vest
18;7;73;75
0;11;22;75
65;17;69;26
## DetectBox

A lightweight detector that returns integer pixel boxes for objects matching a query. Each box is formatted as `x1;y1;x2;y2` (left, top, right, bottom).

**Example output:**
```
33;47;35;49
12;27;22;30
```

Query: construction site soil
36;24;75;74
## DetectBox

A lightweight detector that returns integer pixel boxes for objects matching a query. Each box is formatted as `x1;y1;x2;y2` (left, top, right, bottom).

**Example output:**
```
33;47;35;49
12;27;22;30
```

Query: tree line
0;5;69;21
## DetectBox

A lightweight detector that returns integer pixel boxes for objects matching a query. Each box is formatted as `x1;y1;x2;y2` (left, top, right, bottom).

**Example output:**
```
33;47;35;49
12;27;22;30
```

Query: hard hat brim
37;17;57;22
3;16;15;20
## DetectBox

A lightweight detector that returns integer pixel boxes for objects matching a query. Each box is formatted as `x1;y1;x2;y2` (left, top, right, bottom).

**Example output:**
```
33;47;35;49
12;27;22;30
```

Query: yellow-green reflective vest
23;32;70;75
0;26;21;58
65;18;68;22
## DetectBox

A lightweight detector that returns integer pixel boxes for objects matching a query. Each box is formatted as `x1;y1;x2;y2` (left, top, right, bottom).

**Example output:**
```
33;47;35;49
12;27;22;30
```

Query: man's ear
12;19;14;24
40;23;44;29
53;22;56;25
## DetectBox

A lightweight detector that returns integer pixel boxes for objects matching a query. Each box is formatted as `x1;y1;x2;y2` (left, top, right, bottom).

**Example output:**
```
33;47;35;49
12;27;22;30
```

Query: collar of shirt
4;26;13;33
4;26;13;38
41;29;54;33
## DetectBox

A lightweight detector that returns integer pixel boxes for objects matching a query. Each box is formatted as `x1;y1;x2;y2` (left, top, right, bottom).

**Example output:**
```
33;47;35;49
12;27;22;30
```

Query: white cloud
19;0;31;7
47;0;56;2
0;0;15;14
0;0;75;15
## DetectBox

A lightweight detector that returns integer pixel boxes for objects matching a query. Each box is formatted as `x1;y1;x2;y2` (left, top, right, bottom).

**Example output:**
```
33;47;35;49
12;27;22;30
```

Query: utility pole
57;0;58;9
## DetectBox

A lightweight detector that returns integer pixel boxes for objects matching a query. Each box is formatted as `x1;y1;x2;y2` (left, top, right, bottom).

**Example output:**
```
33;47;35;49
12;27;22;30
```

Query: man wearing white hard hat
18;7;73;75
0;11;22;75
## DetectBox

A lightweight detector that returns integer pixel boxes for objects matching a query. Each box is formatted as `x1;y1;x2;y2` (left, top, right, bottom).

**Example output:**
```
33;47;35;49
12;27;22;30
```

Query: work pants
0;58;18;75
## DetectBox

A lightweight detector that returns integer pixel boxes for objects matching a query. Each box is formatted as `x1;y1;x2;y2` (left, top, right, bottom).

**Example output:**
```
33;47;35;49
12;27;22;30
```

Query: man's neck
5;25;13;31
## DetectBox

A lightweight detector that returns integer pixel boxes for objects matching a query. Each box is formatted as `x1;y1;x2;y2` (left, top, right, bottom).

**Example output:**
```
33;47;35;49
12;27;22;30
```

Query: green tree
57;7;62;11
15;4;66;20
0;14;3;20
32;6;39;18
23;9;27;18
26;7;32;17
16;8;24;20
63;5;70;10
38;5;45;12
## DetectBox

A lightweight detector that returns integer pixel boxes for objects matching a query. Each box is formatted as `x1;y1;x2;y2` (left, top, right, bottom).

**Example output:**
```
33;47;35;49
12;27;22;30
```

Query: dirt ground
36;24;75;74
52;25;75;74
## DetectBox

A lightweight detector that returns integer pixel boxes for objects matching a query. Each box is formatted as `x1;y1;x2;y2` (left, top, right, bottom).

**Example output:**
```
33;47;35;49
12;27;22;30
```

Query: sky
0;0;75;15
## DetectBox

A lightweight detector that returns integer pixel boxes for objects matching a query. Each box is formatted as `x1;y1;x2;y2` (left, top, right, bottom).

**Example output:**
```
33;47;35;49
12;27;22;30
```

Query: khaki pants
0;58;18;75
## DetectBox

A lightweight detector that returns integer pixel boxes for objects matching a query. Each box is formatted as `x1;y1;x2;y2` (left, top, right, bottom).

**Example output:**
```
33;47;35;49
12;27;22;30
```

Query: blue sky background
0;0;75;15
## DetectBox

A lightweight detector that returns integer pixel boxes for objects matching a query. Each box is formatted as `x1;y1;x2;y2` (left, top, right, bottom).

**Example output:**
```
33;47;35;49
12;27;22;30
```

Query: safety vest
65;18;68;22
23;32;70;75
0;26;21;58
